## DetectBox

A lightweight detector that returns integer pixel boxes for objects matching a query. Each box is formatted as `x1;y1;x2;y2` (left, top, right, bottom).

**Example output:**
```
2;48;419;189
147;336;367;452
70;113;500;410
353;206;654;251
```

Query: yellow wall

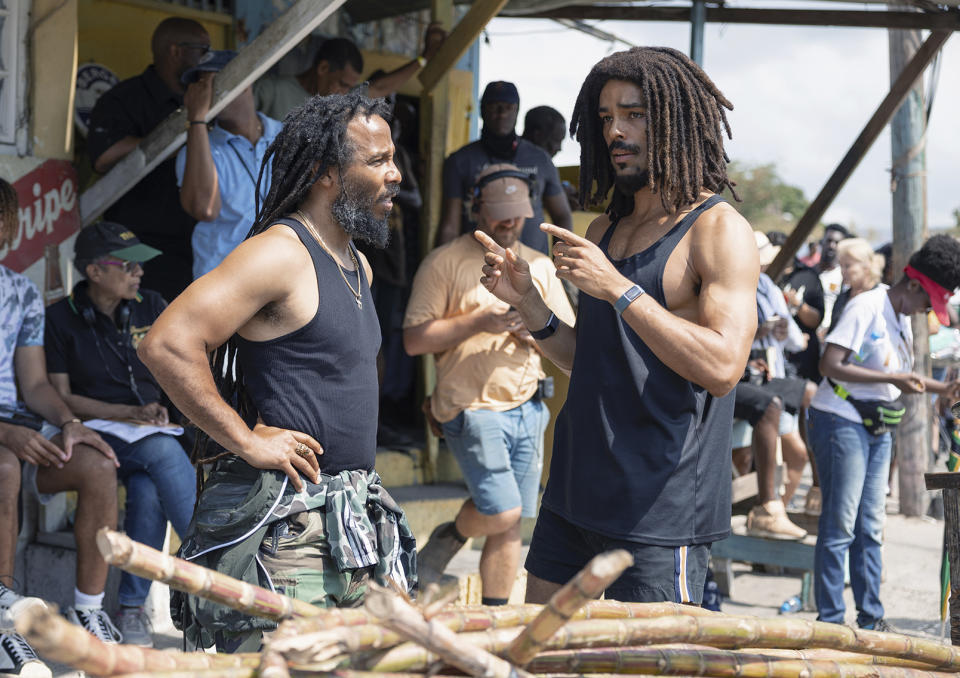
31;0;79;160
77;0;232;81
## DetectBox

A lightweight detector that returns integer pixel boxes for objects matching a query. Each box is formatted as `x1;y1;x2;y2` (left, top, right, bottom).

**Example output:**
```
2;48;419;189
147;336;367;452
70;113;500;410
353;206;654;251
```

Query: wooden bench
711;515;817;610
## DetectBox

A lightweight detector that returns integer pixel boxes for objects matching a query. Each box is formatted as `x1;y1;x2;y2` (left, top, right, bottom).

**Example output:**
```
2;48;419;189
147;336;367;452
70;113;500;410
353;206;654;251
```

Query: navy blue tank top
543;195;734;545
234;217;381;474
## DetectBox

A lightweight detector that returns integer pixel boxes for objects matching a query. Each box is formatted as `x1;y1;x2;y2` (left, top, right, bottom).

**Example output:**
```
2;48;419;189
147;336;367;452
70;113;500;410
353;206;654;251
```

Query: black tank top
543;195;734;545
234;217;381;474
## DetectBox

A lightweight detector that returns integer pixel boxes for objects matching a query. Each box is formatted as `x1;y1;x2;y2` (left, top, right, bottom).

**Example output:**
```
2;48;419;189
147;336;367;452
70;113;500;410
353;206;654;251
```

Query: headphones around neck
471;169;536;213
68;293;132;334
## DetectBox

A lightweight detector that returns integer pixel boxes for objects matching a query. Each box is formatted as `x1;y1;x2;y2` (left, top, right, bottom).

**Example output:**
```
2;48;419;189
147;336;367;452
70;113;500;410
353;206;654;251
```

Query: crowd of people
0;14;958;677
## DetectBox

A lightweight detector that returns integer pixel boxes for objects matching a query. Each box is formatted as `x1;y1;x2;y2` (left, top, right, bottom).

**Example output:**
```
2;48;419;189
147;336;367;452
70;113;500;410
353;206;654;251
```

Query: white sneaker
0;632;51;678
0;587;46;634
65;607;122;644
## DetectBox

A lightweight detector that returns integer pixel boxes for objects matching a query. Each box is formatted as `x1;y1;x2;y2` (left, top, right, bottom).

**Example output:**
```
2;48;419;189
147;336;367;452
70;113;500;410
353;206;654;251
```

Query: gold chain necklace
293;210;363;309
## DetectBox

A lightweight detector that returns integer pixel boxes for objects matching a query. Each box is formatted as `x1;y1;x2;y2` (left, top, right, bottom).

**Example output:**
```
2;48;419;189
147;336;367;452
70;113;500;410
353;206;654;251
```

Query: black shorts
525;507;711;604
734;382;778;425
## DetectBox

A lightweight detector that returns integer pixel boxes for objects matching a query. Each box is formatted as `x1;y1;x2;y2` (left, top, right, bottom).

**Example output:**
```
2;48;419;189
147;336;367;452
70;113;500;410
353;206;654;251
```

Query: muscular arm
138;227;322;488
93;136;141;174
434;197;463;248
616;212;757;396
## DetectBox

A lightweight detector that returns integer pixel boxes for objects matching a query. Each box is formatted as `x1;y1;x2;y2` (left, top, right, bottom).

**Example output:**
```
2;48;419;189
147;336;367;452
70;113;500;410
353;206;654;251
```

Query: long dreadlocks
570;47;737;219
191;92;392;473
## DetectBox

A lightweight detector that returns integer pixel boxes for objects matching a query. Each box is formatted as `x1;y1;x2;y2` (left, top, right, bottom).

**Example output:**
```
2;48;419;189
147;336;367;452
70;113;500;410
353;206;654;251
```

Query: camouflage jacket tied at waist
172;456;417;648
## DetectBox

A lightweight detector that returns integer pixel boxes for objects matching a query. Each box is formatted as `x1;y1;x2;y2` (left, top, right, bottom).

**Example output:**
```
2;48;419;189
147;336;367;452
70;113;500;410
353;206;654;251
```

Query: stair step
376;444;464;486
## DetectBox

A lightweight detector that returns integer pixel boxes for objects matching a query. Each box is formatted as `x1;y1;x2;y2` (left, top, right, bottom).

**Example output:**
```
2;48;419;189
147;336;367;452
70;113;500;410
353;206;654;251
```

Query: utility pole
690;0;706;65
889;6;931;517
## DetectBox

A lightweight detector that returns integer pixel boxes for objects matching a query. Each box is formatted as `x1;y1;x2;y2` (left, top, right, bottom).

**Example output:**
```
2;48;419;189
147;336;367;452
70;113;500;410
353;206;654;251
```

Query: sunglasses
98;259;142;274
177;42;211;54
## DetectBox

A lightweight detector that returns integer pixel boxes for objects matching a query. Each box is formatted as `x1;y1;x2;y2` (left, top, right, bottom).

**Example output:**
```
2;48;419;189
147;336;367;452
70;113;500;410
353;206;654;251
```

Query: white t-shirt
819;265;844;330
810;286;912;423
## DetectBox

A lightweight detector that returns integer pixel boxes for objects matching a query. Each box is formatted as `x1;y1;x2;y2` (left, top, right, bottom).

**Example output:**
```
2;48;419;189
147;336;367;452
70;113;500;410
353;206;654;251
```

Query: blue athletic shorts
525;506;711;604
441;398;547;518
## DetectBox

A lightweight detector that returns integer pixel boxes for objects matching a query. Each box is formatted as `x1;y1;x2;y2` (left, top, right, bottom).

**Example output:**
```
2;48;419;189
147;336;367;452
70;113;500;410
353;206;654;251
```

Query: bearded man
138;93;417;652
476;47;758;605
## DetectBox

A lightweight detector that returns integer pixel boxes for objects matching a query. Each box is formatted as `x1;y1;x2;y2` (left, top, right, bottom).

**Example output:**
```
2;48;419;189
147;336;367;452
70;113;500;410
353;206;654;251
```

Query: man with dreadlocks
476;47;757;605
138;92;416;652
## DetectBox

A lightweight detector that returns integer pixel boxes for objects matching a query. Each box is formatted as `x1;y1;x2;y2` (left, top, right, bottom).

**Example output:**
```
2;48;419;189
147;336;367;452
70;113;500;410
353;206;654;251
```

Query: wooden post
418;0;510;95
764;29;950;280
690;0;706;65
891;6;932;518
418;0;454;480
926;473;960;644
78;0;348;225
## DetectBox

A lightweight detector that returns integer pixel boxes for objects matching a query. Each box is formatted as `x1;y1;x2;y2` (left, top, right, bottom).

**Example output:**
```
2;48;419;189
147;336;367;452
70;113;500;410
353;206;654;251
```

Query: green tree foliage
727;161;810;233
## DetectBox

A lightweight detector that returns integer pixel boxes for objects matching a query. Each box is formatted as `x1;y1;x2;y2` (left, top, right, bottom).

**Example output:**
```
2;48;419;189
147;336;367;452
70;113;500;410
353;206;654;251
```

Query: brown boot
746;500;807;540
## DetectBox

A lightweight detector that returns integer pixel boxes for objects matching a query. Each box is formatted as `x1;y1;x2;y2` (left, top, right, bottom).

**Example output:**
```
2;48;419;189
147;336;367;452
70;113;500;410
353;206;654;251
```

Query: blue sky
479;14;960;242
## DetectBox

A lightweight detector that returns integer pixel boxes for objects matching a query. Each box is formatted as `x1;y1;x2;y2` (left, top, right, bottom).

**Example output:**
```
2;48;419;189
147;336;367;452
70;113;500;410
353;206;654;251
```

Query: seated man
176;51;283;279
0;179;121;676
44;222;196;647
404;164;575;600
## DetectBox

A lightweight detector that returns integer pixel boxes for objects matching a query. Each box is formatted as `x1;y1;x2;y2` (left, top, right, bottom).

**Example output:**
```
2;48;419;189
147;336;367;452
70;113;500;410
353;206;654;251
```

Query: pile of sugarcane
13;528;960;678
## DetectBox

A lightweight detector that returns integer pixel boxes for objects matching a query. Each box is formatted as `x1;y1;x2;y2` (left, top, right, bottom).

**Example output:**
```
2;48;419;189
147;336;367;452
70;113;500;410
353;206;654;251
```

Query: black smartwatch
530;312;560;340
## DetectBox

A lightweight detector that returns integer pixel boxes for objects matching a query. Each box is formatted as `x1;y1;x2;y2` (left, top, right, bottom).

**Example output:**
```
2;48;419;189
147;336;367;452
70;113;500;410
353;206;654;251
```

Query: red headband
904;265;951;324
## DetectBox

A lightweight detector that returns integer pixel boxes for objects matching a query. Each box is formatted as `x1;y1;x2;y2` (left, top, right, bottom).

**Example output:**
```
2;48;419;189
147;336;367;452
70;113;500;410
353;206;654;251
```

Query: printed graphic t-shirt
0;266;44;409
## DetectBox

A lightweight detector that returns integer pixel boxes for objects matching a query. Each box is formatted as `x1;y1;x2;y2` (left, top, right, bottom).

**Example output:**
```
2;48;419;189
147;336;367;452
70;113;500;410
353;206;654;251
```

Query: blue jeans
808;408;891;626
441;399;547;518
102;433;196;607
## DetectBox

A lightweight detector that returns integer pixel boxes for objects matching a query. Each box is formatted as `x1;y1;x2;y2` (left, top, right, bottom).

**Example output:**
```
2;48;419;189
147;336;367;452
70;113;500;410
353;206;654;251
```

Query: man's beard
330;175;399;249
608;141;649;194
614;169;650;195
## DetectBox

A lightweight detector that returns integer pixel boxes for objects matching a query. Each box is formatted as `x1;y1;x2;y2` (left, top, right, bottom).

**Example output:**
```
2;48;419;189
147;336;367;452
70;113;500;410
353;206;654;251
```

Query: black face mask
331;172;400;249
480;127;518;160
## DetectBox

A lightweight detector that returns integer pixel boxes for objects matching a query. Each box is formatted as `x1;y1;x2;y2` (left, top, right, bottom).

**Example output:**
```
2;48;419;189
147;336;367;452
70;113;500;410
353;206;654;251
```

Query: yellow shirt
404;234;576;423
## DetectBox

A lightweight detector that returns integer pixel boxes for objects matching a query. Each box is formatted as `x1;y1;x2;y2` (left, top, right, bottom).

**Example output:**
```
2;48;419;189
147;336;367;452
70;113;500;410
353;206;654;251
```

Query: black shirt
233;218;380;473
87;65;196;301
442;138;563;254
545;196;734;544
44;282;166;406
784;263;825;382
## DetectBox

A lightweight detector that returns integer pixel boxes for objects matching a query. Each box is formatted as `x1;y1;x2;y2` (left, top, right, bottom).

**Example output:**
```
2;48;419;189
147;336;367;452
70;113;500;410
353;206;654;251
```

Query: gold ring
295;443;311;458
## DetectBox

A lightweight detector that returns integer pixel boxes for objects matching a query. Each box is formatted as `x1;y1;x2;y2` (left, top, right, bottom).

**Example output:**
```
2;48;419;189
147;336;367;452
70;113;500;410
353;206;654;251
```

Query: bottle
43;243;65;306
779;595;802;614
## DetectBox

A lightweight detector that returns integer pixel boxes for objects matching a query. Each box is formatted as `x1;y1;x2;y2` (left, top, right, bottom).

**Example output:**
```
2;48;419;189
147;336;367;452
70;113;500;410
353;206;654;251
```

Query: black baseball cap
481;81;519;106
74;222;162;263
180;49;238;86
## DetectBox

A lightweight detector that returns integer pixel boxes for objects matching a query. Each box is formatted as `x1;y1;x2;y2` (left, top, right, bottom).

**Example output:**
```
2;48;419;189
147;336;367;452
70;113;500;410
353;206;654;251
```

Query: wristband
613;284;645;315
186;120;207;130
59;417;82;428
530;312;559;340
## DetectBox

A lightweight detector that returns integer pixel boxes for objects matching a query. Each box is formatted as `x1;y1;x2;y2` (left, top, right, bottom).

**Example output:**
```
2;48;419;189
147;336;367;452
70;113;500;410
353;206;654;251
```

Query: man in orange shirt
404;164;574;603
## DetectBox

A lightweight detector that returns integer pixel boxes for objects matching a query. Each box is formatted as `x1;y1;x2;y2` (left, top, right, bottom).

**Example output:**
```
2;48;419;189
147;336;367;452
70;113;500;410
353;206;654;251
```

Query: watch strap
530;312;559;340
614;284;645;315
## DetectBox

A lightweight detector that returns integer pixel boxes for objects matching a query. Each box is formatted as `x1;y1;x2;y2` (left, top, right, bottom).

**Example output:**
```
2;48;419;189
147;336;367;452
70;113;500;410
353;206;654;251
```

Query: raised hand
475;230;535;308
242;423;323;492
541;223;630;302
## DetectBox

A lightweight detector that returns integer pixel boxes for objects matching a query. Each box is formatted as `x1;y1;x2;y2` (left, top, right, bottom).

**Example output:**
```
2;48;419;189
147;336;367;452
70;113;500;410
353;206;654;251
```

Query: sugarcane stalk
97;527;319;622
257;650;291;678
14;603;260;676
756;648;945;670
525;646;958;678
355;615;960;674
364;582;535;678
111;671;257;678
507;550;634;667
